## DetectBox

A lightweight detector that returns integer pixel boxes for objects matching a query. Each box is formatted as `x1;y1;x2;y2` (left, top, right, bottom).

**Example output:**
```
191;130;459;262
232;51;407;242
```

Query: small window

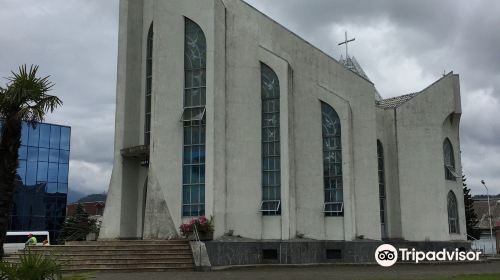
180;107;206;123
324;202;344;214
443;139;456;180
447;191;460;234
445;166;460;178
326;249;342;260
262;249;278;260
260;200;281;213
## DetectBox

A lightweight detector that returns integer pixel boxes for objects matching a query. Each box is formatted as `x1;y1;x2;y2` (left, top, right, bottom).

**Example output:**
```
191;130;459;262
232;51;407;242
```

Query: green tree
0;65;62;259
463;175;481;240
59;204;96;242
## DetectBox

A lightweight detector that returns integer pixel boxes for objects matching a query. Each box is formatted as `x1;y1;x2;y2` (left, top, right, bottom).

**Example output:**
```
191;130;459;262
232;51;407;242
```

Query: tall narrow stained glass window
260;63;281;215
447;191;459;233
377;140;387;238
321;102;343;216
443;138;457;181
182;18;206;217
144;23;153;145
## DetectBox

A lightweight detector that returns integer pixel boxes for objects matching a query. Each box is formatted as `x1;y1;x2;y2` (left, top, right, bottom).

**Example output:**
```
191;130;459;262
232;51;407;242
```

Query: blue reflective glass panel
47;183;57;193
26;162;38;185
48;163;58;182
50;126;60;149
49;149;59;163
59;150;69;164
10;121;70;243
21;123;29;146
38;148;49;162
60;127;70;150
27;147;38;162
37;162;48;182
19;146;27;160
28;125;39;147
58;164;68;183
39;124;51;148
58;183;68;194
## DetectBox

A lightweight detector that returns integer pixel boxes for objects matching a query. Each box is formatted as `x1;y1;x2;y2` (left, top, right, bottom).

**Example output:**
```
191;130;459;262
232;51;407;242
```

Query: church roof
376;93;419;109
339;55;383;100
339;55;371;82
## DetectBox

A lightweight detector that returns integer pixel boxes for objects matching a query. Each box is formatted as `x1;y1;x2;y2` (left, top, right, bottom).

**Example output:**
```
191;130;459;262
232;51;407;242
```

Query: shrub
0;249;92;280
179;216;214;237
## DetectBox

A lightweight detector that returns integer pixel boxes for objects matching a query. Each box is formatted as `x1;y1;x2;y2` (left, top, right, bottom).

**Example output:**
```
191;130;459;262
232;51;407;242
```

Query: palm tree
0;65;62;259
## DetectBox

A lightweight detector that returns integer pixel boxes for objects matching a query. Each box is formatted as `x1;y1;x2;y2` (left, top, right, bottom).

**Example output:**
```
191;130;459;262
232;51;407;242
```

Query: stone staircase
4;240;194;273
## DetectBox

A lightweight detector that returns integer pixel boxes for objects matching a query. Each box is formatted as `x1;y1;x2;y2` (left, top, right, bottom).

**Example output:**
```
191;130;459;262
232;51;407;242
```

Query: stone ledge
121;145;150;161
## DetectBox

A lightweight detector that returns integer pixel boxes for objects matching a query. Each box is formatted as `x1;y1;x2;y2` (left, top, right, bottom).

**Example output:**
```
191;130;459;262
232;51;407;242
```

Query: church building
100;0;467;264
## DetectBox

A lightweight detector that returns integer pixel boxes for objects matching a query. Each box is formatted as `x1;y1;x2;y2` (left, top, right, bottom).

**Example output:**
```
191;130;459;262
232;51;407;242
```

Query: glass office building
0;121;71;243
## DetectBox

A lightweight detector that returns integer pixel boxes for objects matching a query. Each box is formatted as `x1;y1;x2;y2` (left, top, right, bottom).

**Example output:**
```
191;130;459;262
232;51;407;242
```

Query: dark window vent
262;249;278;260
326;249;342;260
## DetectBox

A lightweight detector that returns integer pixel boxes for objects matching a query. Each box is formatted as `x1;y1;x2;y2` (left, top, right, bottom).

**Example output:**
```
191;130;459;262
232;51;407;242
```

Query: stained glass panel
182;18;207;217
321;102;343;217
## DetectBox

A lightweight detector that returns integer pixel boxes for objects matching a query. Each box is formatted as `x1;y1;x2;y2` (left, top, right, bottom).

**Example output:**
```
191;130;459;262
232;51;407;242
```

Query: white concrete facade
100;0;466;242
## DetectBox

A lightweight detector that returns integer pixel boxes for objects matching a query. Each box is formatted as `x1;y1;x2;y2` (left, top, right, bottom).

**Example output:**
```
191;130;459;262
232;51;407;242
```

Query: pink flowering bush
179;216;213;237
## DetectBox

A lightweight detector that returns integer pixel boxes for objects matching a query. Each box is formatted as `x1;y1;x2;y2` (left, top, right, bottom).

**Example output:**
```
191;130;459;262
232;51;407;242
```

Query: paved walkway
94;262;500;280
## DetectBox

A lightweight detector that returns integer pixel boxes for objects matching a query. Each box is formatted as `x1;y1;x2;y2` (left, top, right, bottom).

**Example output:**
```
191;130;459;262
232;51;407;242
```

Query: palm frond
1;64;61;124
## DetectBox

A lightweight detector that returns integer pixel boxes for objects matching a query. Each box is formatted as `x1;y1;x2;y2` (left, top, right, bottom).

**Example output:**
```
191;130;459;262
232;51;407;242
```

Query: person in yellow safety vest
25;233;37;246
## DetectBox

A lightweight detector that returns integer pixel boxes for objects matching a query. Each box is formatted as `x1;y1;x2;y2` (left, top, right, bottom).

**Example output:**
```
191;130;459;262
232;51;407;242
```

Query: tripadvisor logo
375;244;482;267
375;244;398;267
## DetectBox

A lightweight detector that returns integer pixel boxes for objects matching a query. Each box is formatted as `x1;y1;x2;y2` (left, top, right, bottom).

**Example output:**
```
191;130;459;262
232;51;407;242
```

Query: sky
0;0;499;199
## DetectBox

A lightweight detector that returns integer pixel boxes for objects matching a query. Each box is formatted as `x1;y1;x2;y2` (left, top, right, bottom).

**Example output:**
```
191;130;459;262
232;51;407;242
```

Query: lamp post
481;180;495;255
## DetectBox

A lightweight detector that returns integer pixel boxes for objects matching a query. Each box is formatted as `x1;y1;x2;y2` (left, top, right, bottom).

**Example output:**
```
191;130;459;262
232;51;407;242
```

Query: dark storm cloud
0;0;119;196
1;1;498;196
244;0;500;194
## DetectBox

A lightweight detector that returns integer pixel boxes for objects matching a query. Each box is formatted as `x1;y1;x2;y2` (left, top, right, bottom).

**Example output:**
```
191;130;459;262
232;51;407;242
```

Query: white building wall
102;0;465;243
100;0;145;239
396;74;465;241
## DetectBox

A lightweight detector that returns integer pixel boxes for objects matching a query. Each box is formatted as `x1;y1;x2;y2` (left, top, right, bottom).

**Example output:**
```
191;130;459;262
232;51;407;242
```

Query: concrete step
6;253;192;261
6;240;195;273
6;258;193;265
17;249;191;255
65;240;188;246
62;266;194;273
63;262;193;270
26;244;190;251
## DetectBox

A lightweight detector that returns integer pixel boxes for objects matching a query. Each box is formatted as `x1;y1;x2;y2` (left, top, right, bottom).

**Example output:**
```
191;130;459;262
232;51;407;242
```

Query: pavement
93;261;500;280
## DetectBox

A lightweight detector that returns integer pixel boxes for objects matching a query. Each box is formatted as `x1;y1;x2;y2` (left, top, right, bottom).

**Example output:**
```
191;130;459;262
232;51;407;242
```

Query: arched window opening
443;138;457;181
182;18;207;217
144;23;153;145
377;140;387;238
321;102;343;217
447;191;459;233
260;63;281;216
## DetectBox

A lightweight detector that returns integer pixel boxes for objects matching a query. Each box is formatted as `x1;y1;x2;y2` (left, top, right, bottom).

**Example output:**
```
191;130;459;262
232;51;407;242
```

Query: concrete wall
100;0;145;239
376;108;403;239
222;0;380;241
205;240;470;266
395;74;465;241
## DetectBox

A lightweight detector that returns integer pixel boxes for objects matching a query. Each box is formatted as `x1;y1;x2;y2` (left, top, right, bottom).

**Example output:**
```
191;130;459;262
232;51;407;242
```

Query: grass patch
376;274;500;280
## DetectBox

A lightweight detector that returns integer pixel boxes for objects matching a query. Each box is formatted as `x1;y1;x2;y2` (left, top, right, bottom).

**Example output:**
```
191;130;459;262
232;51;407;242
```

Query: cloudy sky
1;0;499;199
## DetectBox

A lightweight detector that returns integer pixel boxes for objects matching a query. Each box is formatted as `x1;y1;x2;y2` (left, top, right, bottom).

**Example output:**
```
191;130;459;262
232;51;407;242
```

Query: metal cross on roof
338;31;355;59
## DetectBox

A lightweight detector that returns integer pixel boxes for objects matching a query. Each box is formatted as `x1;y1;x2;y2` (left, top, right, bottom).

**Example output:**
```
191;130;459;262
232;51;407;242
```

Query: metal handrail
192;223;202;266
192;223;201;243
467;234;479;241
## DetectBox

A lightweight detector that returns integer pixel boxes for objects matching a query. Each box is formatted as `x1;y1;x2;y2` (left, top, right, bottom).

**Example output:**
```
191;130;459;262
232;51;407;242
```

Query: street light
481;180;495;255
